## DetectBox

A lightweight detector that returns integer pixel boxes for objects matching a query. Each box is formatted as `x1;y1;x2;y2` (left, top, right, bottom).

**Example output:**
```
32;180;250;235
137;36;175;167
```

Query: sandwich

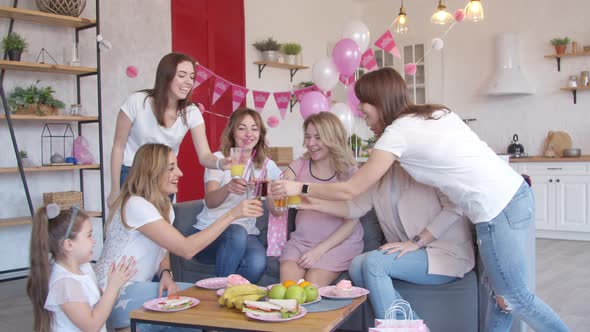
242;299;300;319
157;295;192;310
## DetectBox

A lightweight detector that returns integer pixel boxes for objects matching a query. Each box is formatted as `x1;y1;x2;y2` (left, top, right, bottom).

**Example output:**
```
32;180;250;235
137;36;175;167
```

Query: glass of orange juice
287;195;301;209
230;147;246;179
274;196;287;212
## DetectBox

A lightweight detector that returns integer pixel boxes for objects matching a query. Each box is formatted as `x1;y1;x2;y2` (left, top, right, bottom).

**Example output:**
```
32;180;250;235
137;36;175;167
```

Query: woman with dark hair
272;67;569;332
108;52;226;206
192;108;281;283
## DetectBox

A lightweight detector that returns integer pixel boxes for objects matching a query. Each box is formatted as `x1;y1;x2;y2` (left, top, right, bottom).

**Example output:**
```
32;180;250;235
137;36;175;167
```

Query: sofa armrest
172;200;204;236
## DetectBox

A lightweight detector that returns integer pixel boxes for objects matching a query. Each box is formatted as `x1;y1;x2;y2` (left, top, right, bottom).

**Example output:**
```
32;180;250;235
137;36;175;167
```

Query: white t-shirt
45;263;106;332
373;111;523;223
194;151;282;235
120;92;205;166
95;196;174;289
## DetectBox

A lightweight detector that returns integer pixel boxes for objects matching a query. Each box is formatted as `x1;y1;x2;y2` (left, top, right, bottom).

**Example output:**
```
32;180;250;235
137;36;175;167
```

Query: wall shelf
254;61;309;82
0;60;96;75
0;6;95;28
0;211;101;228
0;114;98;122
544;51;590;71
0;164;101;174
560;86;590;104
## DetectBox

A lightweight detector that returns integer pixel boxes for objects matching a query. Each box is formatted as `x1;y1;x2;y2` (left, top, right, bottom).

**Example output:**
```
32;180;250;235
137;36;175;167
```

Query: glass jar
581;71;589;86
568;76;578;88
69;104;82;116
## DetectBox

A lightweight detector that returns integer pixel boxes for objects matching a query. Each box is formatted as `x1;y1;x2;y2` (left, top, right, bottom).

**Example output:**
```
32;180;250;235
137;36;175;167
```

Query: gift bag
369;300;429;332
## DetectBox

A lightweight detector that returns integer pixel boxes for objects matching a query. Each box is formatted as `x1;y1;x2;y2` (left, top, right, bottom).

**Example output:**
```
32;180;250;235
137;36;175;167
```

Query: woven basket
43;191;84;210
14;104;59;116
269;147;293;165
35;0;86;17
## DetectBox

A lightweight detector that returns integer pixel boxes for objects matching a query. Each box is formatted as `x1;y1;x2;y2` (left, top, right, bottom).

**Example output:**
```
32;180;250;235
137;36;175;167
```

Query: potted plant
1;32;28;61
282;42;302;65
252;37;281;62
19;150;35;167
7;81;66;115
550;37;571;55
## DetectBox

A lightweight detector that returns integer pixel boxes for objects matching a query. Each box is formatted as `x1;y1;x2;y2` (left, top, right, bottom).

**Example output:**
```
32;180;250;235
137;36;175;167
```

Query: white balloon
341;21;371;52
331;102;354;135
431;38;444;50
312;57;339;92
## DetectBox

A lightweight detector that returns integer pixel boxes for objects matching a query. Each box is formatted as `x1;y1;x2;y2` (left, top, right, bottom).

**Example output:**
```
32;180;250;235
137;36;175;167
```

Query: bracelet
215;158;223;170
159;269;173;280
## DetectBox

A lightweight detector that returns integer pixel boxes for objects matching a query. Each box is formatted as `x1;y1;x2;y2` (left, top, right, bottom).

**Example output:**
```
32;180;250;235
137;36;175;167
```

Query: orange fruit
282;280;296;288
298;281;312;288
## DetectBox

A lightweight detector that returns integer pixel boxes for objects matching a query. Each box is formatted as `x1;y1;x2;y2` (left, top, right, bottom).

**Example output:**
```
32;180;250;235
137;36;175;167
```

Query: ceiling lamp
431;0;454;25
466;0;484;22
393;0;408;34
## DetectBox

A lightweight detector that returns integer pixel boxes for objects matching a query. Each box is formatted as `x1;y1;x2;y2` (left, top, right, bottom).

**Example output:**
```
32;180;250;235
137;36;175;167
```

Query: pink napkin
266;213;288;256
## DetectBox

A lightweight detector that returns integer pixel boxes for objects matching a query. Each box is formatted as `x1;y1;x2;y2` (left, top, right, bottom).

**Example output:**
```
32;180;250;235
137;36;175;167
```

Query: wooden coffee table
129;286;368;332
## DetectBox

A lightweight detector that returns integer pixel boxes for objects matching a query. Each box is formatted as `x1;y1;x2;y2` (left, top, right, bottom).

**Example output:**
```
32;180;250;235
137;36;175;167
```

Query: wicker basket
269;147;293;165
43;191;84;210
35;0;86;17
13;104;59;116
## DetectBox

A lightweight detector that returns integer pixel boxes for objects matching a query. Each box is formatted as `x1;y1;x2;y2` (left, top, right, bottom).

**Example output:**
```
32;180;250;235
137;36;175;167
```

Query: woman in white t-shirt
27;204;135;332
192;108;281;283
96;143;263;330
108;52;228;206
272;68;569;332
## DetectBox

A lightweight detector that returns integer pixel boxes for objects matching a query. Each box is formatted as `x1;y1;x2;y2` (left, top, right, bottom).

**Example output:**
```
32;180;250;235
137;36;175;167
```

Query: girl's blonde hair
302;112;357;179
27;206;88;332
219;108;269;168
107;143;172;230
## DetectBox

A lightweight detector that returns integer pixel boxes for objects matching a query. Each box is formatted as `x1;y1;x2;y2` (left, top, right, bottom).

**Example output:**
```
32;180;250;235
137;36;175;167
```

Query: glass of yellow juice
230;147;245;179
274;196;287;212
287;195;301;209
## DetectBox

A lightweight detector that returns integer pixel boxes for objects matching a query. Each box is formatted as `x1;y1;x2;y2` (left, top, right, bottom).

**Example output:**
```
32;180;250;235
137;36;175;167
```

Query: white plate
195;277;227;290
318;285;369;300
143;296;199;312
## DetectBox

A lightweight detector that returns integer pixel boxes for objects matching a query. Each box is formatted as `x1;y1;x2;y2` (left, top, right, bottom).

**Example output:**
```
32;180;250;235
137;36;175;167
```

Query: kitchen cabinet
510;160;590;240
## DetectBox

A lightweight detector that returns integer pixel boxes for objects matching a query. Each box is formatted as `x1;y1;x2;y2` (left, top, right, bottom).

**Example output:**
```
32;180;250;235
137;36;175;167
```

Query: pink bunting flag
293;86;313;101
361;48;378;71
253;90;270;113
194;65;214;89
374;30;401;59
273;91;292;120
211;76;231;105
339;74;355;86
231;85;249;112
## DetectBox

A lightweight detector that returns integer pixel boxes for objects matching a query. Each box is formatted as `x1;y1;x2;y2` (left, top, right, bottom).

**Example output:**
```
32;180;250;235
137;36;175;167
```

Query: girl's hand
379;241;420;259
271;180;302;197
108;256;136;290
229;199;264;219
298;248;324;268
220;157;232;170
158;272;179;297
225;178;248;195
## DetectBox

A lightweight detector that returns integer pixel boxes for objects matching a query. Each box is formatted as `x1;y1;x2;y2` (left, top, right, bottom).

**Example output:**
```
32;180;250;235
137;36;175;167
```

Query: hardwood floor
0;239;588;331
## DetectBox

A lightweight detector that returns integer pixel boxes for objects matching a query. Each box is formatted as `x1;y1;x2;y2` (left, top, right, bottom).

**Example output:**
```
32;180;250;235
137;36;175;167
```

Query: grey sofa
171;200;533;332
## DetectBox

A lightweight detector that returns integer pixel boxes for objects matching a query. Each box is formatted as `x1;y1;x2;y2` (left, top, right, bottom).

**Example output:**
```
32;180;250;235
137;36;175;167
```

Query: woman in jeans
272;67;569;332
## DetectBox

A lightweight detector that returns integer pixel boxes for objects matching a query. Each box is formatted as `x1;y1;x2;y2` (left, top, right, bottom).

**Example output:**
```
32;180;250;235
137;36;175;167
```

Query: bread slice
268;299;298;311
243;300;282;311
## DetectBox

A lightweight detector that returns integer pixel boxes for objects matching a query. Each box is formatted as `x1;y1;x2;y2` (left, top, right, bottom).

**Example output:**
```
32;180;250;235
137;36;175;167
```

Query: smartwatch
301;183;310;195
412;235;426;248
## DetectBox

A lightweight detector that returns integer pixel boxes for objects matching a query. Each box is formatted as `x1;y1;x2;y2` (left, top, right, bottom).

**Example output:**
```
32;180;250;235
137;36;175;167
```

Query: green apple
285;285;306;304
304;285;318;302
268;285;287;299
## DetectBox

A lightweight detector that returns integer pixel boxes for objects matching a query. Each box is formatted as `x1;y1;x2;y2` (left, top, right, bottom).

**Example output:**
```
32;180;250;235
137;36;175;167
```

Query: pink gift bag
369;300;429;332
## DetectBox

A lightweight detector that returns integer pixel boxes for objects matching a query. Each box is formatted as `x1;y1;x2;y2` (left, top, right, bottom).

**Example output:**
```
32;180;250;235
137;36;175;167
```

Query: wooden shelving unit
0;211;102;228
0;60;96;75
544;51;590;71
560;86;590;104
0;114;98;122
253;61;309;82
0;6;95;28
0;164;100;174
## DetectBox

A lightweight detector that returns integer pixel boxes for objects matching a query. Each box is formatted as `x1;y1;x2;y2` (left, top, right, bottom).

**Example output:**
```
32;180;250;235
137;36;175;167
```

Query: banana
231;293;264;310
221;284;261;301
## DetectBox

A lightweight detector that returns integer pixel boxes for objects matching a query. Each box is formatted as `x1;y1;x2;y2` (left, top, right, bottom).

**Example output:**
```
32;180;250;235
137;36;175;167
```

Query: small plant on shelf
282;42;302;65
297;81;314;89
19;150;28;159
7;81;66;115
550;37;571;55
1;32;28;61
252;37;281;62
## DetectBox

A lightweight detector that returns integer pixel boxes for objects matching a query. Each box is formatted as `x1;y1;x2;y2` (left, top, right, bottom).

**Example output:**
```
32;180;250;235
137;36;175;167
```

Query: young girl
192;108;281;283
108;52;227;206
278;112;363;287
96;143;263;330
27;204;136;332
273;67;569;332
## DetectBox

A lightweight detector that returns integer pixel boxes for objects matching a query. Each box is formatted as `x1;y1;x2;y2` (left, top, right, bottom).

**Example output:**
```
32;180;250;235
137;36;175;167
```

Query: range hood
485;32;535;96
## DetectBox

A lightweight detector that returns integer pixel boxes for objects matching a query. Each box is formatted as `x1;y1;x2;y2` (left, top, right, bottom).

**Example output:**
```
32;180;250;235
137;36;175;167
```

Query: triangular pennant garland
273;91;292;120
211;76;231;105
252;90;270;113
231;85;249;112
194;65;214;89
374;30;401;59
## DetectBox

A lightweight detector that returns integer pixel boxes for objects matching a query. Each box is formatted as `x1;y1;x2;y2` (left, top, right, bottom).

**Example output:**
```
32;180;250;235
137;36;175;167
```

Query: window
403;44;426;104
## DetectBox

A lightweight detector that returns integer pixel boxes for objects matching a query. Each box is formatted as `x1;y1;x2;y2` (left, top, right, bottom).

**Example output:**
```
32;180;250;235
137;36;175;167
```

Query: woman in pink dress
278;112;363;287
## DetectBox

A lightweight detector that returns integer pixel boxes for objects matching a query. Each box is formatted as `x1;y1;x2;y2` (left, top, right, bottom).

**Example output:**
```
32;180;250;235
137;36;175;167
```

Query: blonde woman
278;112;363;287
95;143;263;331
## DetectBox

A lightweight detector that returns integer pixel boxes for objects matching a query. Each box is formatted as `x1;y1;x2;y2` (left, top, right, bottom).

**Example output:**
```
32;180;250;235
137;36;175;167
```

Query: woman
108;52;226;206
278;112;363;287
192;108;281;283
272;67;569;332
96;143;263;331
301;163;474;319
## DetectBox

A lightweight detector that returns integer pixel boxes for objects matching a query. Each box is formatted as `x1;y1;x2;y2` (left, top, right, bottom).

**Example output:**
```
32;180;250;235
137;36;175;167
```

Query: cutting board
544;131;572;157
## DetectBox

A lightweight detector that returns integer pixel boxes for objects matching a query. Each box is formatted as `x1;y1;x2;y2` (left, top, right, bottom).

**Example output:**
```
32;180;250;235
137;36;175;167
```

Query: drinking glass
287;195;301;209
230;147;246;179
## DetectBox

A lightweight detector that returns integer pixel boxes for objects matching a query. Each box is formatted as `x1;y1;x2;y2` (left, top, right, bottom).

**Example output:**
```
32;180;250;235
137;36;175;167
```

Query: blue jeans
108;281;197;331
121;164;175;202
349;249;458;320
192;224;266;283
476;181;570;332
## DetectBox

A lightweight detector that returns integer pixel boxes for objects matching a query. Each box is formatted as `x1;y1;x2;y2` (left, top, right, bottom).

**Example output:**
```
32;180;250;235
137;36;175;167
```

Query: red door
171;0;245;201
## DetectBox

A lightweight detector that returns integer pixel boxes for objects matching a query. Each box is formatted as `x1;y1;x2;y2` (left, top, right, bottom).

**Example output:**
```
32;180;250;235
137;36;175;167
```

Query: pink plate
318;286;369;300
245;306;307;322
143;296;199;312
195;277;227;290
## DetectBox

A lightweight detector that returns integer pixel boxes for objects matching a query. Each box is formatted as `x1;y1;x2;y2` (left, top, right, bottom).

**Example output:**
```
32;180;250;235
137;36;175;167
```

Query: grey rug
303;298;353;312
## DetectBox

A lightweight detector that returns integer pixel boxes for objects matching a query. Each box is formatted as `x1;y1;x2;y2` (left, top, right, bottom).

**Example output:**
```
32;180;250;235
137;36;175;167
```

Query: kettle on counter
507;134;526;157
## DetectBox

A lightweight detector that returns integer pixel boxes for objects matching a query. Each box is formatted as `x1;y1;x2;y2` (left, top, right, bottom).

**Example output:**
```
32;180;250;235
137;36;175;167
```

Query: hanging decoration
125;65;138;78
374;30;401;59
211;76;231;105
231;85;249;112
253;90;270;113
194;65;214;89
273;91;292;120
339;73;355;86
267;115;280;128
360;48;378;71
431;38;444;50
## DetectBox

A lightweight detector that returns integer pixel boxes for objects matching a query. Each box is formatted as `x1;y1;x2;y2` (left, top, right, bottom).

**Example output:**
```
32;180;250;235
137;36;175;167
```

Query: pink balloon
300;91;329;119
454;9;466;22
347;82;361;115
332;38;361;77
126;65;138;78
